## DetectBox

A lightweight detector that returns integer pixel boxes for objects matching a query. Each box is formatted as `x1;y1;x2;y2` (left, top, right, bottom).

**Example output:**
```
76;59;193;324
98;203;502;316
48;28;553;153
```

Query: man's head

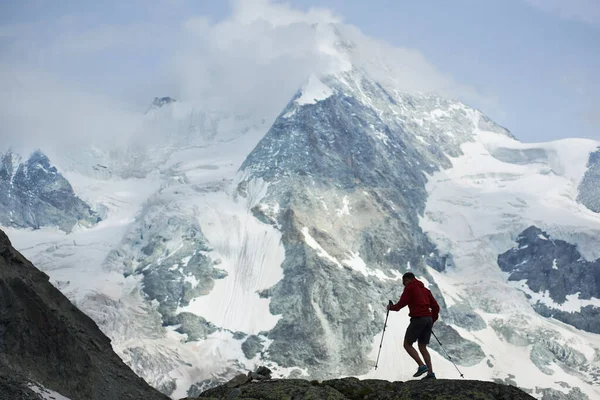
402;272;415;286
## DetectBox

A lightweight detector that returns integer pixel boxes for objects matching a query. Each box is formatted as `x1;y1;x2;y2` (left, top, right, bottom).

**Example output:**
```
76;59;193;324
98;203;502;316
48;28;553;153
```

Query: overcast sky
1;0;598;151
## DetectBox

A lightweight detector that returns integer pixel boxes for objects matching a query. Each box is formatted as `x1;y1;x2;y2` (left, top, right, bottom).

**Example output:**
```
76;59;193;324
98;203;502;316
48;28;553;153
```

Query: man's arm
389;288;411;311
428;290;440;322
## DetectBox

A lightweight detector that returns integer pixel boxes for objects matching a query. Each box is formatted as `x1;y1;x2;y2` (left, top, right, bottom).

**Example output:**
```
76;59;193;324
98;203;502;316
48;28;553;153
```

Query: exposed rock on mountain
0;228;169;400
498;226;600;334
0;150;99;232
578;147;600;213
236;69;497;378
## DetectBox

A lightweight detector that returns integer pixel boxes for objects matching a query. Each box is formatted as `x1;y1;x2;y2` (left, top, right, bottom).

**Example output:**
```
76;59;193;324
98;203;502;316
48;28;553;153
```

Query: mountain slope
418;126;600;399
236;68;497;378
0;228;169;400
0;150;100;232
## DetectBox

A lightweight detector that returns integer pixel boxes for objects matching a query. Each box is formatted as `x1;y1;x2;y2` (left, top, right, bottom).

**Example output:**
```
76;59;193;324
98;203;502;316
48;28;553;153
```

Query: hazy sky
1;0;598;150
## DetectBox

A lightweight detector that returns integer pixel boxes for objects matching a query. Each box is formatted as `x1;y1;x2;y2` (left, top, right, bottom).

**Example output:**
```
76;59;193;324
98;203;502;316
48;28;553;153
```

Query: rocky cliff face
578;147;600;213
498;226;600;334
0;150;99;232
0;228;169;400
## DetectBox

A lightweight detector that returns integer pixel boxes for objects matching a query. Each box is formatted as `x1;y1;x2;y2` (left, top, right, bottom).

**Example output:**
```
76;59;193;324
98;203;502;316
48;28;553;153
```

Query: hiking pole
375;300;393;370
432;330;464;378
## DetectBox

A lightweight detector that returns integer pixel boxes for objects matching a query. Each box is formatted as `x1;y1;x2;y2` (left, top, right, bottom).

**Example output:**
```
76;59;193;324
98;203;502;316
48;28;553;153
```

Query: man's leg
404;339;424;367
417;317;435;376
404;319;425;366
418;342;433;374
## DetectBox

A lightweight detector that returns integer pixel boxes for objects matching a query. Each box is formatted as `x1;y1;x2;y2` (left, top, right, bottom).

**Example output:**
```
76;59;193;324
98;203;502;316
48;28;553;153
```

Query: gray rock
171;313;218;342
493;374;518;387
577;147;600;213
446;303;487;331
256;366;272;379
535;386;589;400
497;226;600;333
242;335;265;359
226;373;251;388
0;150;100;232
534;304;600;335
428;322;486;367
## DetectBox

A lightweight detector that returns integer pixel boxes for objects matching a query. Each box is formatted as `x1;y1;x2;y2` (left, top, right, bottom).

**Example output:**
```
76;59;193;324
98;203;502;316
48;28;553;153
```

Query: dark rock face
152;97;177;108
242;335;265;359
0;150;100;232
497;226;600;333
0;228;169;400
192;376;535;400
577;147;600;213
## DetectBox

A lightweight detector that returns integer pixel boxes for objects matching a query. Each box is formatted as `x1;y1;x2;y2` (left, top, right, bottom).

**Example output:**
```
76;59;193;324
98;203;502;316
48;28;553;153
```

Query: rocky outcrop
0;228;169;400
190;375;535;400
0;150;100;232
497;226;600;333
577;147;600;213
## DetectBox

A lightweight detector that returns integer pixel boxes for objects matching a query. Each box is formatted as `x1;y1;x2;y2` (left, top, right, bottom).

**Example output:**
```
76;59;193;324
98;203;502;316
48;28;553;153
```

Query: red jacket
390;279;440;322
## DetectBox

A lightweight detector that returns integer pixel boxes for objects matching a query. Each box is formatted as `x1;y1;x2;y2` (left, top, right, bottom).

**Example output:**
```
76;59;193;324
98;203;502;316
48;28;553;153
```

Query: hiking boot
422;373;436;380
413;365;428;377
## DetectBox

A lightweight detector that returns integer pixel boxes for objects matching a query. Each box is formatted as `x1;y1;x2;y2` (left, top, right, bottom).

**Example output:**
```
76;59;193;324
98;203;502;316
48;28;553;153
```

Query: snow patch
515;281;600;313
184;274;199;289
335;196;351;216
28;383;71;400
302;227;342;268
176;179;285;334
296;74;333;106
181;256;192;267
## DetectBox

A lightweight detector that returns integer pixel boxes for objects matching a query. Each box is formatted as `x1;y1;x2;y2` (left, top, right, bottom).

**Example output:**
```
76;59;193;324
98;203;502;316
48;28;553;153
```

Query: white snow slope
4;112;296;398
413;128;600;397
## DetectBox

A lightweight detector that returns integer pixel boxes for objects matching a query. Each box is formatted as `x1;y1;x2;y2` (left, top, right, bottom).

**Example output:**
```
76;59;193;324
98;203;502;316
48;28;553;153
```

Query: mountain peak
147;96;177;113
295;74;334;106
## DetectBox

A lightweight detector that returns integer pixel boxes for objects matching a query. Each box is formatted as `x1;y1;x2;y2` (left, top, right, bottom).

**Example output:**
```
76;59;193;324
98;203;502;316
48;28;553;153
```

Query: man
387;272;440;380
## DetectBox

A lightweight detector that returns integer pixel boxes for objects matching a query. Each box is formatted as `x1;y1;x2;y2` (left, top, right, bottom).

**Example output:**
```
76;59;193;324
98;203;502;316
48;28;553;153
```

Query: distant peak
28;150;50;164
151;96;177;109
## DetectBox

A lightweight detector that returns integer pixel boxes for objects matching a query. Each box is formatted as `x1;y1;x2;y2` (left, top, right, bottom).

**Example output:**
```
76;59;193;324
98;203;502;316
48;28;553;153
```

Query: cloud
524;0;600;25
1;0;499;157
0;64;140;156
560;67;600;139
169;0;497;120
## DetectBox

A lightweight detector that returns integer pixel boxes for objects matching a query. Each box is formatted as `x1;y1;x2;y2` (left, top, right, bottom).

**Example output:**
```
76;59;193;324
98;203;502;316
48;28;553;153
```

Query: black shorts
405;316;433;344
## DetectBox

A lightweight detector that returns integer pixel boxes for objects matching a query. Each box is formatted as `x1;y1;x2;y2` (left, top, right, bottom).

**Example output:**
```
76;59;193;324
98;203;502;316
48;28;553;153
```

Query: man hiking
387;272;440;380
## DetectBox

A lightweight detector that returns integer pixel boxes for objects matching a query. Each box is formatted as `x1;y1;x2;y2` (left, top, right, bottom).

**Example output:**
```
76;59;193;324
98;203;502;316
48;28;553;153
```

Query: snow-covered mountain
2;24;600;400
